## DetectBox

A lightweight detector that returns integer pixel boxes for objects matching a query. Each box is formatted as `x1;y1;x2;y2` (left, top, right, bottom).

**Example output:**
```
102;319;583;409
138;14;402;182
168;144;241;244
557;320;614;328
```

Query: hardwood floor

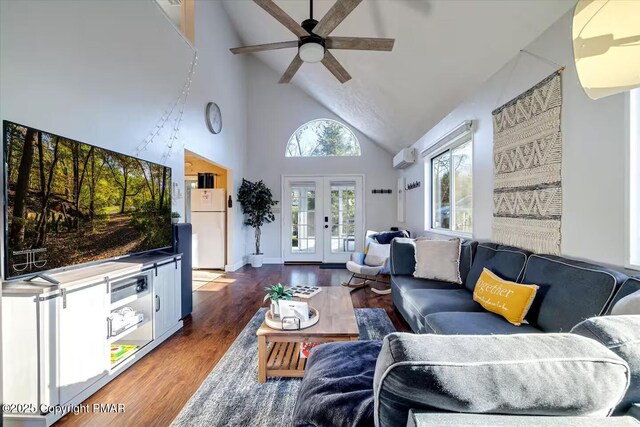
56;265;409;427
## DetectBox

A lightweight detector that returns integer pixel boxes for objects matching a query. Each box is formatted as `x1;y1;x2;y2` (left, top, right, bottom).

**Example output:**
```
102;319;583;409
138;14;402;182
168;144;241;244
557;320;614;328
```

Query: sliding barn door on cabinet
58;282;109;404
153;260;182;339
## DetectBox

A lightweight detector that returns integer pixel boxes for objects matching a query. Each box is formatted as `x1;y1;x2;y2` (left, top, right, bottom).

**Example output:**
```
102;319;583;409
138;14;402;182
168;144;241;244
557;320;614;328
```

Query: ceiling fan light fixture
231;0;392;83
299;41;325;63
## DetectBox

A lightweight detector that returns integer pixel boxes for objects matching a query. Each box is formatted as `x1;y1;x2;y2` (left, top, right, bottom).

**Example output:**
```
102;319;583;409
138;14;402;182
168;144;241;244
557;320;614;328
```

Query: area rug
492;71;563;255
172;308;396;427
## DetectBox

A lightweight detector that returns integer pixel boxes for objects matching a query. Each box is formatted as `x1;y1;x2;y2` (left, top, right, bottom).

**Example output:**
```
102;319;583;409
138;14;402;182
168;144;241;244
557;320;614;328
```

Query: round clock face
206;102;222;134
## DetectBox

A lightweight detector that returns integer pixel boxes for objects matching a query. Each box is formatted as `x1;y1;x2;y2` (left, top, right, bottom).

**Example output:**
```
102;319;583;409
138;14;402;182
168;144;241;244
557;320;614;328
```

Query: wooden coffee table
256;287;359;383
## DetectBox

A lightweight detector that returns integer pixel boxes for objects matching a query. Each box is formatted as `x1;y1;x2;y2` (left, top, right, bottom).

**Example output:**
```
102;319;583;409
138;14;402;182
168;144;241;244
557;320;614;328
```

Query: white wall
246;58;399;262
400;10;629;268
0;0;249;269
178;0;249;269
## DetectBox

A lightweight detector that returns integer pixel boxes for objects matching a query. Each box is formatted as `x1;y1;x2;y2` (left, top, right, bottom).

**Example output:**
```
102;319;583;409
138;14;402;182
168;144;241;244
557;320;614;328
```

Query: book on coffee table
288;285;321;299
300;342;321;359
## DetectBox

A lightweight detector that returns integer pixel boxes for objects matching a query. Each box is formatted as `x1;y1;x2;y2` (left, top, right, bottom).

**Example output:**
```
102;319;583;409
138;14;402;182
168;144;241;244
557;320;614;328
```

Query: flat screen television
3;121;172;280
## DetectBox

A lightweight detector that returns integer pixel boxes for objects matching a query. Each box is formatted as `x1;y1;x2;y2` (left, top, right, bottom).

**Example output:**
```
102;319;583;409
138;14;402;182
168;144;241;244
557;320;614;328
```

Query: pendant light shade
572;0;640;100
299;42;325;63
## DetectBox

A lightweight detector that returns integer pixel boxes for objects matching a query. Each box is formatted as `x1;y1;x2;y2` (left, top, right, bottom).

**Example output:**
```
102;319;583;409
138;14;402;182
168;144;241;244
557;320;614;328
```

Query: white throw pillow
611;290;640;315
413;238;462;284
364;241;390;266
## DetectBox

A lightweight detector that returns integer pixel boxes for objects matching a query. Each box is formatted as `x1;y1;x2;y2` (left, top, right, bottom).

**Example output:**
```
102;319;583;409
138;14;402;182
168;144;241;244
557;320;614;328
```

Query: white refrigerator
191;188;226;269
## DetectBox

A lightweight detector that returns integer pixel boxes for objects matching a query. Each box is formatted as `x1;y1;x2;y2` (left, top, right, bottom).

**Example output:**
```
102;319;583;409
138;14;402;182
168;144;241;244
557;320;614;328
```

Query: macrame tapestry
492;71;562;255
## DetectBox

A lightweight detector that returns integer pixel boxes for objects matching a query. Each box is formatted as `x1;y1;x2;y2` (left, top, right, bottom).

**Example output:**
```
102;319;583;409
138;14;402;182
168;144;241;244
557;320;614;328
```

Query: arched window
286;119;361;157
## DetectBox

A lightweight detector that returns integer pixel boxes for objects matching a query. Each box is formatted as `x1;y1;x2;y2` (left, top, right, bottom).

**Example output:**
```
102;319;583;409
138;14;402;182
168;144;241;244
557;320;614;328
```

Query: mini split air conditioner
393;148;416;169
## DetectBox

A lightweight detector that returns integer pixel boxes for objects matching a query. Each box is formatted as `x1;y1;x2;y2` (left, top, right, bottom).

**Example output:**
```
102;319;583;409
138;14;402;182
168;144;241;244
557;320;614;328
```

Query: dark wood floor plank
55;265;409;426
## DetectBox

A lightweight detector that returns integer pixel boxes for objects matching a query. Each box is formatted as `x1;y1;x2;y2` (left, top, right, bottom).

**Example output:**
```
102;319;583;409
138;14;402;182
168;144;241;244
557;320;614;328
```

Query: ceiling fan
230;0;395;84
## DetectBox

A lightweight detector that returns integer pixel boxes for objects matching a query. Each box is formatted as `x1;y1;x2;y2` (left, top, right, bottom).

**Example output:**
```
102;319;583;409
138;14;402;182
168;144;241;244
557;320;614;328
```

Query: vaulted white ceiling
222;0;575;153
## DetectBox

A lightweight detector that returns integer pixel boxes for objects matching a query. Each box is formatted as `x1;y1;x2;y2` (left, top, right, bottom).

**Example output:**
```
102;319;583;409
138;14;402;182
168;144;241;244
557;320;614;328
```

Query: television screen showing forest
3;121;172;279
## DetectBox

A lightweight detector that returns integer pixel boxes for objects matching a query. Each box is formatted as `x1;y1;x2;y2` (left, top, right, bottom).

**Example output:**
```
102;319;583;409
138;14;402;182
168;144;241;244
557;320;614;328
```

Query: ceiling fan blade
321;51;351;84
279;54;304;84
230;41;298;55
326;37;395;51
313;0;363;38
253;0;308;38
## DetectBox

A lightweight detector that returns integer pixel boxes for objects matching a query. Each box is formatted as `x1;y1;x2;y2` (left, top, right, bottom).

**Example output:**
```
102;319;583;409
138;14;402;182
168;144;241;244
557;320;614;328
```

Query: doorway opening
184;150;233;285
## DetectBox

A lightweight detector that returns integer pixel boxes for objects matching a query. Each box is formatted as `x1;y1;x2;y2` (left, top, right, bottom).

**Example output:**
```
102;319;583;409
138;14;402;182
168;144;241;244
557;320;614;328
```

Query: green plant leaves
237;178;278;228
238;179;279;254
263;283;294;302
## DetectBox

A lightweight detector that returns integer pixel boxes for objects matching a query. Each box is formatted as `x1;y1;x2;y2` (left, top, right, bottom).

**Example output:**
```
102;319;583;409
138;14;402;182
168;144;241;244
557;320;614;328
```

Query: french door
282;175;364;263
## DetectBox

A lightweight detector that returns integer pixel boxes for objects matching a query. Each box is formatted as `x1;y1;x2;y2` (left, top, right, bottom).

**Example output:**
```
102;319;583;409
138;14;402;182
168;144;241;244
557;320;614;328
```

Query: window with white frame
628;89;640;270
285;119;361;157
425;123;473;234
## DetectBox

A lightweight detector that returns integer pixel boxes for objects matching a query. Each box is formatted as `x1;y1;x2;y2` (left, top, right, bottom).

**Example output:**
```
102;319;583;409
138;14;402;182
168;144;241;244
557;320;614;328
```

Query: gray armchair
342;230;407;295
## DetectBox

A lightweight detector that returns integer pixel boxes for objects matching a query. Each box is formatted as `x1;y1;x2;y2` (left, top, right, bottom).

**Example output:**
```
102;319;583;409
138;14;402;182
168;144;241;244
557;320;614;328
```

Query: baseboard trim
226;257;282;271
226;259;247;272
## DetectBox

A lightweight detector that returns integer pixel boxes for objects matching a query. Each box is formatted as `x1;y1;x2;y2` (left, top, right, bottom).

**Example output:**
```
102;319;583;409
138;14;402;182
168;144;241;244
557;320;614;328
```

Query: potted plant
264;283;294;317
171;211;181;224
237;178;278;267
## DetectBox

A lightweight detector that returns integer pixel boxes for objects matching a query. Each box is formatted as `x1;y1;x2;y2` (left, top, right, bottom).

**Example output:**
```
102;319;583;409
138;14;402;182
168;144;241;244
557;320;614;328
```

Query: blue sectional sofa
390;239;628;335
292;239;640;427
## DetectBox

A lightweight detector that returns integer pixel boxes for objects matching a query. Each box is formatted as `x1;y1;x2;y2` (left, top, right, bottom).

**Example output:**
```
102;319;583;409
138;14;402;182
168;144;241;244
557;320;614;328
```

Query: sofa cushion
391;275;461;293
391;283;471;333
292;340;381;427
390;238;476;282
390;238;417;276
522;255;627;332
407;412;640;427
403;289;483;319
630;403;640;420
572;315;640;415
458;240;477;284
473;268;539;326
364;241;390;266
608;277;640;315
392;286;423;333
413;238;462;284
374;333;630;427
464;243;529;293
612;290;640;315
424;312;542;335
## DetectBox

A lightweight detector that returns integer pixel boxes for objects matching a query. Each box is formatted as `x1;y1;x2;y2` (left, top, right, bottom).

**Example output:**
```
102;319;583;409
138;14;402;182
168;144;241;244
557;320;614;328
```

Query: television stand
24;273;60;286
2;252;183;427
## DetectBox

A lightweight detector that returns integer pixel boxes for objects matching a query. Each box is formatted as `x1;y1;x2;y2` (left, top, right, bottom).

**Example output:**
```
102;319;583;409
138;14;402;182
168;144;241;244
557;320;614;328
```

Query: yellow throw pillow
473;268;539;326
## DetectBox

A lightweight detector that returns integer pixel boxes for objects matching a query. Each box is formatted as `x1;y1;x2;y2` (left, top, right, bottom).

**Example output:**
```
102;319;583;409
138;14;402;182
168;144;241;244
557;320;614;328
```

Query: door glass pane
452;140;473;233
184;179;198;223
330;183;356;253
432;151;451;229
291;185;316;253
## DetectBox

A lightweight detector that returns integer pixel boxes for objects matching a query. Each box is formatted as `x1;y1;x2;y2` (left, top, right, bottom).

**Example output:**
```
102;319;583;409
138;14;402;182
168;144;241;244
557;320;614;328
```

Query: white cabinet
153;259;182;339
2;295;57;408
58;282;109;404
2;254;182;427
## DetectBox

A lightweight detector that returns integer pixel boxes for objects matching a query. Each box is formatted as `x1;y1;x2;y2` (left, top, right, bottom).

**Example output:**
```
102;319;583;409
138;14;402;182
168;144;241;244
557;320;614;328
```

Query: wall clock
205;102;222;134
